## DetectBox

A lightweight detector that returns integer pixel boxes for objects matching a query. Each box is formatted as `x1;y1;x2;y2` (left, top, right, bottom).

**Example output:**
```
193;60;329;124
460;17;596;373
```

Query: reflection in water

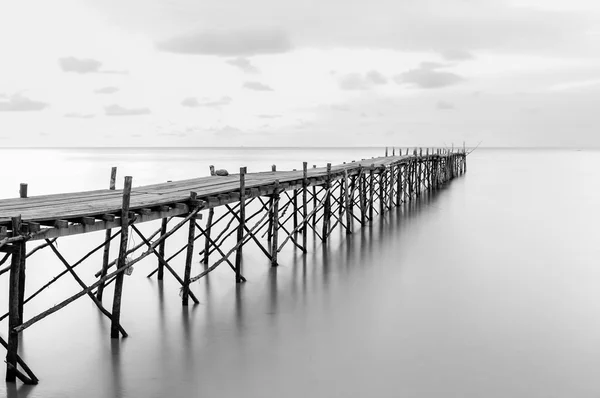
110;340;123;398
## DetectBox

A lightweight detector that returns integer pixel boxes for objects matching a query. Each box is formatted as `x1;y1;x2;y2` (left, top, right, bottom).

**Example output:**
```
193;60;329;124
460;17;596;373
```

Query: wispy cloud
394;62;465;89
339;70;388;90
0;94;48;111
105;104;151;116
181;96;232;107
59;57;102;73
157;28;292;56
94;86;119;94
243;81;273;91
226;57;259;73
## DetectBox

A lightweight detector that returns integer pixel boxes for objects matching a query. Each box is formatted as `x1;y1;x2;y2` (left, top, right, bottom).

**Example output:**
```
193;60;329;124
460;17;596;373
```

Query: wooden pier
0;148;467;384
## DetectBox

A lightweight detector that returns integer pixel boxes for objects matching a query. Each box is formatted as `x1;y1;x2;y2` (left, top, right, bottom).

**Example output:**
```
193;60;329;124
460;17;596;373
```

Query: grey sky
0;0;599;146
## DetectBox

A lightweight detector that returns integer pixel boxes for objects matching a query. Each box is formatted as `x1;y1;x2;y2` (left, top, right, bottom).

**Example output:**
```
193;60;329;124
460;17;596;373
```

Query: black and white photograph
1;0;599;397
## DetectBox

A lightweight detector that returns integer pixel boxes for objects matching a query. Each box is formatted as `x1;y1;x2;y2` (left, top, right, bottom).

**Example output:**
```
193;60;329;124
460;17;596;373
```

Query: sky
0;0;599;147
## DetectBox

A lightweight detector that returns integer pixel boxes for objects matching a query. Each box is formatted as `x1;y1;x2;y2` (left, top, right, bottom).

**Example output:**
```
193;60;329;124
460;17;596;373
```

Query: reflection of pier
0;147;467;384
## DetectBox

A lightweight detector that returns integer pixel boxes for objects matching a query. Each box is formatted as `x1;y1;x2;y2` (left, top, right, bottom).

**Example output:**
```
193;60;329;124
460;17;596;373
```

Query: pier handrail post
359;166;366;225
235;168;246;283
183;191;198;305
322;163;332;241
271;180;280;266
111;176;132;339
19;183;28;198
6;216;23;382
344;169;352;234
98;166;117;300
267;165;276;242
369;164;374;223
302;162;308;249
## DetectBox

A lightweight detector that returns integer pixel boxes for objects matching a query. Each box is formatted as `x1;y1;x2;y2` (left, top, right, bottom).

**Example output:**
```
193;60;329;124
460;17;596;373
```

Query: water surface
1;147;599;398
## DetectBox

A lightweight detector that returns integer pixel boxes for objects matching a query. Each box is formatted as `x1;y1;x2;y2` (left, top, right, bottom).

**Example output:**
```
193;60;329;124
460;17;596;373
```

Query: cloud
394;62;465;89
105;104;151;116
436;100;455;110
181;96;232;107
181;97;200;107
243;81;273;91
226;57;259;73
157;28;292;56
64;112;95;118
59;57;103;73
94;86;119;94
440;49;474;61
0;94;48;111
366;70;387;85
258;114;281;119
339;70;388;90
213;125;244;136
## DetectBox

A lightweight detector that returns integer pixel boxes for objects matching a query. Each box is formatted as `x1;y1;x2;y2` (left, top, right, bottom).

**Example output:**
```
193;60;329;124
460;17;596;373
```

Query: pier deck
1;154;418;241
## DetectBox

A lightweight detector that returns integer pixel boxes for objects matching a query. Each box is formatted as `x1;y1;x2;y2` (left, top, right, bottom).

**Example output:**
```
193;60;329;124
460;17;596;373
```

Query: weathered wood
46;239;128;337
19;183;28;199
344;169;352;234
182;192;198;305
271;180;280;266
202;208;214;266
131;225;201;303
111;176;132;339
302;162;308;250
369;165;374;222
322;163;331;241
6;217;22;382
235;168;246;283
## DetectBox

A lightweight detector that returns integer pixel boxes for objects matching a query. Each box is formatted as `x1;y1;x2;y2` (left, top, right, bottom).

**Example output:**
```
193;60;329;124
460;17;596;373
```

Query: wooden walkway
0;148;467;385
1;154;412;241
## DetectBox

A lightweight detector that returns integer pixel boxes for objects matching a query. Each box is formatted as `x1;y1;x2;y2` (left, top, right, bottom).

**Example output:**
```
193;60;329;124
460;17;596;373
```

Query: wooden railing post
235;168;246;283
111;176;132;339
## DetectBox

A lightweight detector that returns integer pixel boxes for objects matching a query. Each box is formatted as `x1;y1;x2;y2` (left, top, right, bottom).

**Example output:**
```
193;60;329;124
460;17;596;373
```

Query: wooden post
392;147;395;156
359;166;366;225
369;165;374;222
293;188;298;233
322;163;332;241
388;167;394;209
271;180;280;266
344;169;352;234
157;217;168;279
111;176;132;339
19;183;27;198
182;192;198;305
267;165;276;241
235;168;246;283
396;165;402;206
302;162;308;250
98;167;117;299
379;169;384;214
6;216;23;382
385;147;388;157
312;165;317;229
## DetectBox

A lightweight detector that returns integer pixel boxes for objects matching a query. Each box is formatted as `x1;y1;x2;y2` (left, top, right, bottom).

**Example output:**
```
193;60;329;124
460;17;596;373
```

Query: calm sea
1;147;599;398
